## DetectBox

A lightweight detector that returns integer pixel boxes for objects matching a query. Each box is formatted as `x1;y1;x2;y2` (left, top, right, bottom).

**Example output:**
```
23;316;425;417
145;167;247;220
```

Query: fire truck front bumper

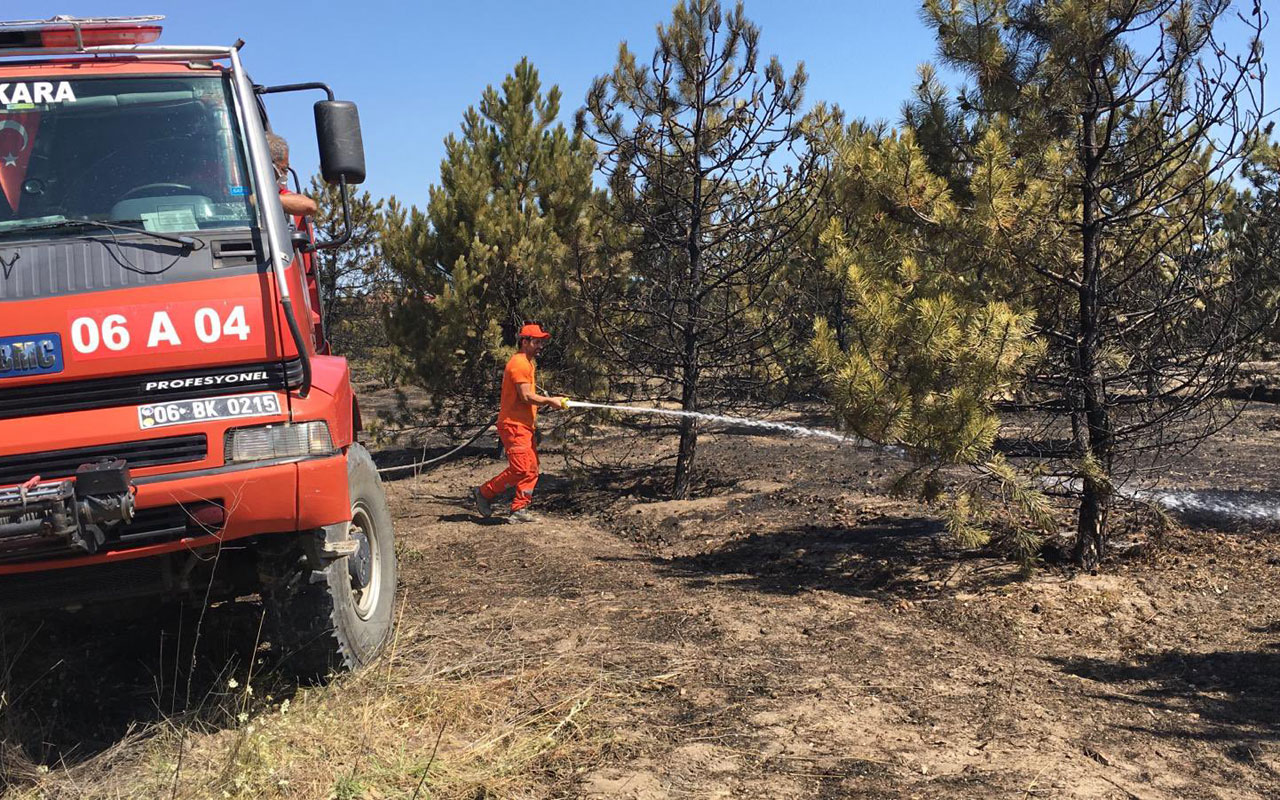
0;451;351;574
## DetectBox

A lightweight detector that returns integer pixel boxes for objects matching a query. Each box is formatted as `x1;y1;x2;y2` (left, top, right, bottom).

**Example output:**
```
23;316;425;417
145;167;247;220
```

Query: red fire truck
0;15;396;677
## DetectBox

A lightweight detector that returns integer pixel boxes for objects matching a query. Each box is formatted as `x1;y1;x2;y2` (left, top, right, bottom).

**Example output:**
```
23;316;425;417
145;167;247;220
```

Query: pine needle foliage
811;224;1038;466
810;120;1051;564
1230;136;1280;352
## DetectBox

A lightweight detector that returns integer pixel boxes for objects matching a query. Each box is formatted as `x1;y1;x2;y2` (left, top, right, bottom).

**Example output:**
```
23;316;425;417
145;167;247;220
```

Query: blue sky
4;2;940;204
4;2;1274;206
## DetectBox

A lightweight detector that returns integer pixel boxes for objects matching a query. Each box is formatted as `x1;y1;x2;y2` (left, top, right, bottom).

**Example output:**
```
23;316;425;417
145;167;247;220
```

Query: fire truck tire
266;444;397;680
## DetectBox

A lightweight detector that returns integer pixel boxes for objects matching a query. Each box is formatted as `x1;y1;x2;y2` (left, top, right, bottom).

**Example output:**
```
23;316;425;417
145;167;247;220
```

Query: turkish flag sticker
0;112;40;212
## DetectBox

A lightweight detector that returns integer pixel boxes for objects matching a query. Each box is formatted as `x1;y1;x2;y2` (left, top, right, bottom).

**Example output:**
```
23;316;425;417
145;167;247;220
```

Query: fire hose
375;415;498;476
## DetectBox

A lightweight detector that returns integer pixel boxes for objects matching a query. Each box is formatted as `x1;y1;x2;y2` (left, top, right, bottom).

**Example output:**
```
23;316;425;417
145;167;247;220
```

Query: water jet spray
563;399;873;447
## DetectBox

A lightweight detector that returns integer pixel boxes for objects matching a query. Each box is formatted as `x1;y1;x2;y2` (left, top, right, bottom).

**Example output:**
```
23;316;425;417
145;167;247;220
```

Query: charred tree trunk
673;173;702;499
673;62;707;500
673;183;703;498
1074;61;1113;570
673;346;700;498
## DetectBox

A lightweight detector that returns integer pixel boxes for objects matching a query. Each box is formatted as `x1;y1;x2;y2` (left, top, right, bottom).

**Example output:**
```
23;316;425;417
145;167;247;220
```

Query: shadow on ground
537;463;741;517
653;518;1020;599
0;600;297;774
1049;646;1280;745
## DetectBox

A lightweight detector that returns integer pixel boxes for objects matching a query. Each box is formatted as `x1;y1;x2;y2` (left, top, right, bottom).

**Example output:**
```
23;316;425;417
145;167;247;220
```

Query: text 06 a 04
68;304;257;357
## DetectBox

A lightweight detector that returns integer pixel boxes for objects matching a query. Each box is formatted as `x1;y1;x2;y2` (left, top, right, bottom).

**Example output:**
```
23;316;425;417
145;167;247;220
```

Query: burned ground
2;401;1279;797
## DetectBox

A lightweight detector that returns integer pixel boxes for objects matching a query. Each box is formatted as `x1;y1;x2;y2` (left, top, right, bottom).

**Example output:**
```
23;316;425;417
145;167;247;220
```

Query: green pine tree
383;59;605;420
911;0;1268;567
1228;133;1280;354
810;116;1050;566
307;177;403;386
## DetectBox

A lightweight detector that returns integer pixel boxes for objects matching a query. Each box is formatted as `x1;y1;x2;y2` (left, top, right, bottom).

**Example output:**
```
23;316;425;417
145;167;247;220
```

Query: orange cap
518;323;551;340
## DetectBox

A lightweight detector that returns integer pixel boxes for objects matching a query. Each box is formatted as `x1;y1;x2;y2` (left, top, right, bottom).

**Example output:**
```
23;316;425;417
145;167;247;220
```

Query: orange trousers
480;421;539;511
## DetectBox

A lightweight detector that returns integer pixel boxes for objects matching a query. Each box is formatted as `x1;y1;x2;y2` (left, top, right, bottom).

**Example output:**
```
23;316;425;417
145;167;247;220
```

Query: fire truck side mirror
314;100;366;185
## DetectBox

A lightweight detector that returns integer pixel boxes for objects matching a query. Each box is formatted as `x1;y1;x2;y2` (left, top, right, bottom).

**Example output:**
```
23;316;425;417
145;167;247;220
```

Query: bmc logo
0;332;64;378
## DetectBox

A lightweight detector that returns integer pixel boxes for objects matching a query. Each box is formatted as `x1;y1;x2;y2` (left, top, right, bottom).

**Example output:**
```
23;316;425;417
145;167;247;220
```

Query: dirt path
383;422;1280;799
3;408;1277;798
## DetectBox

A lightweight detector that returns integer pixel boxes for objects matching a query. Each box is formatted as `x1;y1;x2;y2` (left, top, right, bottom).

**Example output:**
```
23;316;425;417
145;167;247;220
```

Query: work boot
507;508;537;524
473;487;494;518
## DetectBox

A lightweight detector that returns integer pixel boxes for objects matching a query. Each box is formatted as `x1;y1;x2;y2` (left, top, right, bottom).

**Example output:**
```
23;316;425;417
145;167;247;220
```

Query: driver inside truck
266;132;318;218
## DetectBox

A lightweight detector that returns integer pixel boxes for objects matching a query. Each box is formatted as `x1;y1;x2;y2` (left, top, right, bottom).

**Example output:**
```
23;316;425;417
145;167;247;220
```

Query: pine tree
1229;135;1280;353
383;59;603;419
579;0;821;498
307;178;400;385
810;116;1050;565
912;0;1267;567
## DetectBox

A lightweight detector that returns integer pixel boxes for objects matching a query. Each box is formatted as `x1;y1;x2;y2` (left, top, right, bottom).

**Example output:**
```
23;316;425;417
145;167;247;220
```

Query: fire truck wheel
266;444;397;680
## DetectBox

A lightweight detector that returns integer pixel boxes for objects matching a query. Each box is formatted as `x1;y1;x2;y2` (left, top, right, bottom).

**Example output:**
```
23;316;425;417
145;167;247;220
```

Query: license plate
138;392;281;429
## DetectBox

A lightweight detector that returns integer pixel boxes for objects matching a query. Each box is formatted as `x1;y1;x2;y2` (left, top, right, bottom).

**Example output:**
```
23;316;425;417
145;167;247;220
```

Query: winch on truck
0;15;397;678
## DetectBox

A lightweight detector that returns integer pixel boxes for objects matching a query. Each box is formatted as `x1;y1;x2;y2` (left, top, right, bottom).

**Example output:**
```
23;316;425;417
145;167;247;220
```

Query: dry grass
3;612;613;800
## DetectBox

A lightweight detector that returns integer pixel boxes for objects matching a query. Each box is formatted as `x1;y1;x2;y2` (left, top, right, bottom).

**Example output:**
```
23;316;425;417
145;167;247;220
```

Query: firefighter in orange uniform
473;323;569;522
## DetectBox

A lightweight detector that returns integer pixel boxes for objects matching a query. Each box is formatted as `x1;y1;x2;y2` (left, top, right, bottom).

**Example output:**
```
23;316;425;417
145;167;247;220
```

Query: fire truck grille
0;358;302;421
0;435;207;487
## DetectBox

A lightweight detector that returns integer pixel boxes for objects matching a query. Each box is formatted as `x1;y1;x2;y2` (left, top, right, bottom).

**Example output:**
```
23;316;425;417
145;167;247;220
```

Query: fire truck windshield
0;74;255;237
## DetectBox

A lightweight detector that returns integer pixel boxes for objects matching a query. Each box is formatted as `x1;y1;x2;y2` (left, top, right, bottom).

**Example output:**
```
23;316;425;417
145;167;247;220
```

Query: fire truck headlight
225;422;334;463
